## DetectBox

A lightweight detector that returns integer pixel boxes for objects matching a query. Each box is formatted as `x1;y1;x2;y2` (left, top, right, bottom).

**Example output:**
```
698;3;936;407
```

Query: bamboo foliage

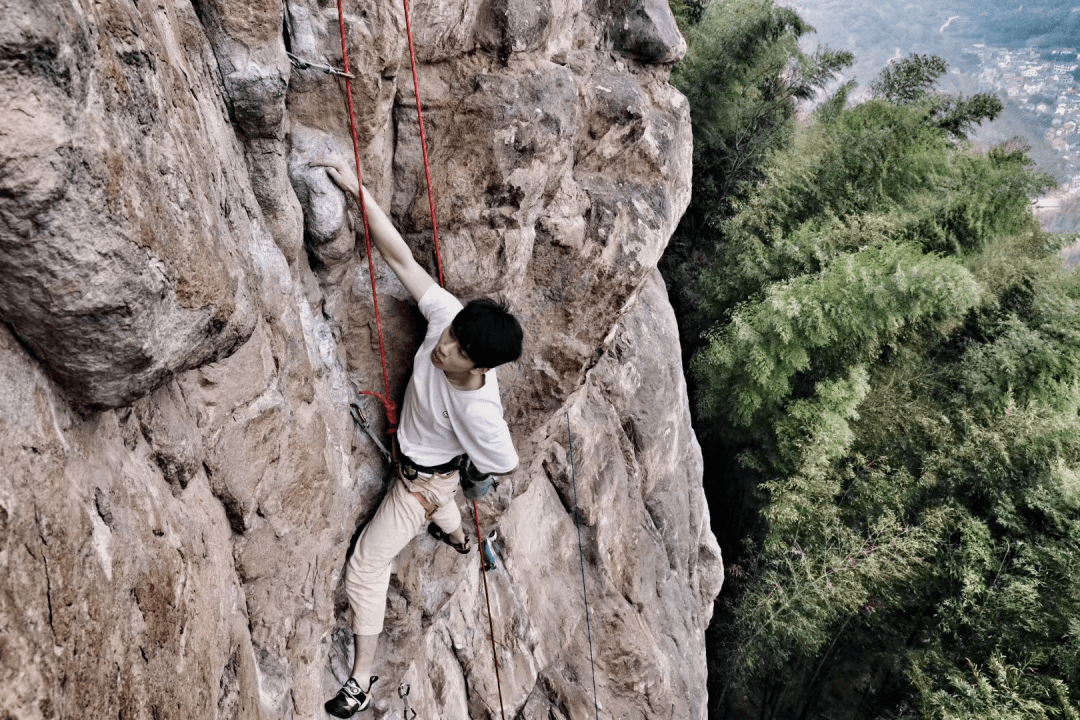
663;17;1080;715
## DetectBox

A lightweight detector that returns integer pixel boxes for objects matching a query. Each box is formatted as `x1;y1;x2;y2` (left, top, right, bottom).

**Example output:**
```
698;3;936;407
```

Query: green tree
668;0;707;30
693;242;981;438
662;0;851;358
672;0;850;230
871;53;1004;139
686;54;1080;720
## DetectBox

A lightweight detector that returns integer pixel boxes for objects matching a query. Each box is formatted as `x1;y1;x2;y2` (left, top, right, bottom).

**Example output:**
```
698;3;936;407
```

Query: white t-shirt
396;286;518;474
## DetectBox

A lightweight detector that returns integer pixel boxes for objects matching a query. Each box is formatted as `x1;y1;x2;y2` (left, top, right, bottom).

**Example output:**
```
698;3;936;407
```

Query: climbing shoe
428;524;471;554
325;676;377;717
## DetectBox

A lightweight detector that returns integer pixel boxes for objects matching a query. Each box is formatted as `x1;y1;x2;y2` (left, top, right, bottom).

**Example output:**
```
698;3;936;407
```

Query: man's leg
350;633;379;687
344;479;426;637
430;479;466;545
329;479;426;716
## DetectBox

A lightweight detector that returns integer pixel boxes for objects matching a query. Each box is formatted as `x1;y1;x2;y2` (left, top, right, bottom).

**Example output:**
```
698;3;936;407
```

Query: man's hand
311;156;360;198
308;155;436;303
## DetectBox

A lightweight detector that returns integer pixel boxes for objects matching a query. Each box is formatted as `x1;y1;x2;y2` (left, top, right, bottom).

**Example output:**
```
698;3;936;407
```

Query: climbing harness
398;683;417;720
566;414;601;720
286;51;355;79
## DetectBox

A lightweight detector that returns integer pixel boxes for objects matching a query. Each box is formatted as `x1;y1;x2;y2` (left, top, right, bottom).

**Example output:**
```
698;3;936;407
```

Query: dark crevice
541;454;581;525
581;343;608;379
94;487;116;529
37;533;56;635
203;462;247;534
218;647;241;719
188;0;210;28
218;493;247;535
644;502;663;536
448;641;472;705
282;2;293;54
44;566;55;633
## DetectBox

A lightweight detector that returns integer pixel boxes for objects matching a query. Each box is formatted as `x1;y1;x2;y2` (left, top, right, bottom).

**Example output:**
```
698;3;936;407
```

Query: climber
312;156;523;718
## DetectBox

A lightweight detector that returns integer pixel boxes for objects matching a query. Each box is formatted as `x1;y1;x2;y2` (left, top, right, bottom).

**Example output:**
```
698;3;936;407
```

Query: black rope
566;413;600;720
473;500;507;719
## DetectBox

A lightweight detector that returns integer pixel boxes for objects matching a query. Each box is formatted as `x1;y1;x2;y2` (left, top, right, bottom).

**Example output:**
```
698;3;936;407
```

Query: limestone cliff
0;0;722;717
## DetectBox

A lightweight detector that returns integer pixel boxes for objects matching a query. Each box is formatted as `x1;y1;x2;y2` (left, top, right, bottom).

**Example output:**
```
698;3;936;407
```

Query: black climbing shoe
325;676;377;717
428;524;471;554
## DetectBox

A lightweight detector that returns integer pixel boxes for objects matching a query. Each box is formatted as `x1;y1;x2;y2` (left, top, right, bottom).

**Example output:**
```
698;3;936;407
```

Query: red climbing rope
473;500;507;720
336;0;397;428
401;0;445;288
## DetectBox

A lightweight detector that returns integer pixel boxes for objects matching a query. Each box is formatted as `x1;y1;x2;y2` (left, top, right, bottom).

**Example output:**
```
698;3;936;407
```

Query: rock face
0;1;722;718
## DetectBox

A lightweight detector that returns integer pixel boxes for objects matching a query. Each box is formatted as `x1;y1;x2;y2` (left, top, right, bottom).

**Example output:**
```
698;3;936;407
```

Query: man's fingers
318;166;343;185
310;157;354;184
329;172;349;190
310;155;343;168
306;156;363;198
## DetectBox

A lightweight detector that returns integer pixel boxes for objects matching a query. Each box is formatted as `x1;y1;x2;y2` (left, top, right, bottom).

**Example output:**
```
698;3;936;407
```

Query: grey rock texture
0;1;259;410
610;0;688;64
0;0;722;718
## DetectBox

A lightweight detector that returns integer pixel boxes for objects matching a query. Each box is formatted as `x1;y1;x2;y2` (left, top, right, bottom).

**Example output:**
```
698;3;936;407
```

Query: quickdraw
398;683;417;720
286;51;355;79
349;399;392;465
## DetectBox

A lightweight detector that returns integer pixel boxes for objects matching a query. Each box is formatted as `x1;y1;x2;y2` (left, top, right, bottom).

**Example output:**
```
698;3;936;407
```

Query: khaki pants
345;466;462;636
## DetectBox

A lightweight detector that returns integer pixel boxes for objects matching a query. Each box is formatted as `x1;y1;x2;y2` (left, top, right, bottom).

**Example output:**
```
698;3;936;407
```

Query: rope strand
566;414;601;720
473;500;507;720
399;7;508;710
401;0;445;287
335;0;397;427
338;4;505;715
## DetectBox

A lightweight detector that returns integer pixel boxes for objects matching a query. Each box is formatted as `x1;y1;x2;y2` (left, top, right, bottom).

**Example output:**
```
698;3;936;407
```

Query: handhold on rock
287;128;355;265
223;62;288;140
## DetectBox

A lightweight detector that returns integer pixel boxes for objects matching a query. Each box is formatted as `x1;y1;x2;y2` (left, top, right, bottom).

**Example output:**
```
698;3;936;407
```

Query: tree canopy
662;0;852;359
662;23;1080;717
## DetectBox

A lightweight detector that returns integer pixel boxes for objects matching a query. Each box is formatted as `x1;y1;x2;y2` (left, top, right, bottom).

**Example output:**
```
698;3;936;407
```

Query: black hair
451;298;523;369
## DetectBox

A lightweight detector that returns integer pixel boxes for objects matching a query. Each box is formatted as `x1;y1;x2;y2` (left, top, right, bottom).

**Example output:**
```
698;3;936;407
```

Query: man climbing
313;157;522;717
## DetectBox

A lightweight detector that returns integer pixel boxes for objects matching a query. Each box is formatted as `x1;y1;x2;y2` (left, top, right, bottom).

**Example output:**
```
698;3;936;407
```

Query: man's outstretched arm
312;157;436;303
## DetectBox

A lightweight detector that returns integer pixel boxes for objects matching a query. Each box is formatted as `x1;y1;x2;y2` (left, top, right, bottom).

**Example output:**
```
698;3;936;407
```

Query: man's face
432;326;477;374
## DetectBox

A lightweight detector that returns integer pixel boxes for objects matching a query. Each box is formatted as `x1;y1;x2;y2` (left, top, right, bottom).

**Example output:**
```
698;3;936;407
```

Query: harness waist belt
400;453;463;475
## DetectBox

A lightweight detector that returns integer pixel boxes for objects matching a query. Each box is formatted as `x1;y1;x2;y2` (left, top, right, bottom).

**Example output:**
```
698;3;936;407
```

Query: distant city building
970;42;1080;197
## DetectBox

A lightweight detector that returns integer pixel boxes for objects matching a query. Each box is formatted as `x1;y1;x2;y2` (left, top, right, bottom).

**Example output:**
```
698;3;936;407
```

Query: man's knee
346;548;390;586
